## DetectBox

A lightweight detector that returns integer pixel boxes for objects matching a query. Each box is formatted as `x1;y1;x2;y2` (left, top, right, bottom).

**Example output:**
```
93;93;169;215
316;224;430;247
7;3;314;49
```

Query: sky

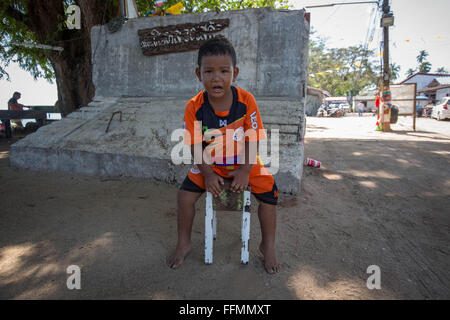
293;0;450;74
1;0;449;109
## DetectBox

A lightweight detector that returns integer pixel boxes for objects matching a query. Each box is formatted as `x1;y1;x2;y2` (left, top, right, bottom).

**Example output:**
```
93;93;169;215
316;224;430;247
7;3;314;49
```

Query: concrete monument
11;7;310;194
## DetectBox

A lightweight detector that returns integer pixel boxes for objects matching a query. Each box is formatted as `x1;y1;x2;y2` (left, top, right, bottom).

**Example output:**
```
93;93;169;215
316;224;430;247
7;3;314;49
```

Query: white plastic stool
205;186;251;265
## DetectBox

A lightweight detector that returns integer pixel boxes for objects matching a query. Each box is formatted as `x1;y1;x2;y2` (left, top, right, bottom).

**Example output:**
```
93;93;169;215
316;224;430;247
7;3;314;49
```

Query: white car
431;97;450;121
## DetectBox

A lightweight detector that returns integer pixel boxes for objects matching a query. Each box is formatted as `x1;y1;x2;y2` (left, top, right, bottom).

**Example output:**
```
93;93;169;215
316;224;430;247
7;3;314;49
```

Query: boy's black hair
197;37;237;68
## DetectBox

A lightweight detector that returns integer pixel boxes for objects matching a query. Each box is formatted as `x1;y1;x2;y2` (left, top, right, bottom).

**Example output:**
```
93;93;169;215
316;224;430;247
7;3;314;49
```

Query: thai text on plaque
138;19;230;56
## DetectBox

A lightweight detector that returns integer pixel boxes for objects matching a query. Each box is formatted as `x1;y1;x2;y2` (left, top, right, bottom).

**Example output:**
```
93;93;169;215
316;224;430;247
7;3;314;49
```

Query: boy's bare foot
167;243;192;269
259;243;281;274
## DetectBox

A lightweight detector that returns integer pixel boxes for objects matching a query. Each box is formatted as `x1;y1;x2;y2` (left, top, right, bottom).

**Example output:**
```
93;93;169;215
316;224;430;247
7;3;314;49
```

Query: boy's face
196;54;239;100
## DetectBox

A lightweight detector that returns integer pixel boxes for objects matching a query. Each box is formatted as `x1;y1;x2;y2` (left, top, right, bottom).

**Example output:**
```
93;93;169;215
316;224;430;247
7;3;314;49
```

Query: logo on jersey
190;166;201;174
233;127;245;141
250;111;258;129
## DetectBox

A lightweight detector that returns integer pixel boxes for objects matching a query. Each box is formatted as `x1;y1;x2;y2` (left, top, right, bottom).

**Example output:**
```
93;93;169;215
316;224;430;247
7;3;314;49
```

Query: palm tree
419;61;432;73
406;68;416;77
435;67;448;73
416;50;429;64
389;63;401;81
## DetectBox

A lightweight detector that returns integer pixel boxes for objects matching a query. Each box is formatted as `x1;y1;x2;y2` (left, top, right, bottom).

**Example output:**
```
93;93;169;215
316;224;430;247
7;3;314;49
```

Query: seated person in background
8;91;30;128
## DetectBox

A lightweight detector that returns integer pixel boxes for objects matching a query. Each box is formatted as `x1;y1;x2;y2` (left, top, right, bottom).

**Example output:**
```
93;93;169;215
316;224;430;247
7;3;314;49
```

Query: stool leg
213;209;217;240
205;192;214;264
241;190;251;264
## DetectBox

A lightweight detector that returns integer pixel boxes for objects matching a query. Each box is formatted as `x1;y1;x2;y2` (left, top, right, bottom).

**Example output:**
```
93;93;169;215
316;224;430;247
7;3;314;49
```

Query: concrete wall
352;97;376;112
92;7;309;99
305;95;321;116
11;8;310;195
436;88;450;101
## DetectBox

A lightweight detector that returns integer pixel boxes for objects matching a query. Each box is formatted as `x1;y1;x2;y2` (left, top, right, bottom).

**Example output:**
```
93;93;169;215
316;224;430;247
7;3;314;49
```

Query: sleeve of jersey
244;94;267;142
183;101;202;146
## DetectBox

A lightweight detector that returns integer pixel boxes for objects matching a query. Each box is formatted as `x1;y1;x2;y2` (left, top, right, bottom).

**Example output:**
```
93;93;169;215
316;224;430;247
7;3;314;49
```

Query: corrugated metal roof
399;72;449;84
435;77;450;85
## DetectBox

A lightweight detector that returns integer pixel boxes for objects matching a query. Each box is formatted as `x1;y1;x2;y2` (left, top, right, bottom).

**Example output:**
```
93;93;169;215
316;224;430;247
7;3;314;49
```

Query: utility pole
379;0;394;131
382;1;390;88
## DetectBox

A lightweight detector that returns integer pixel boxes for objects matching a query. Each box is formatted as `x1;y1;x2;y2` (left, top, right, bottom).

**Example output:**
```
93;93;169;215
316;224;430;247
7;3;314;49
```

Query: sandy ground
0;116;449;299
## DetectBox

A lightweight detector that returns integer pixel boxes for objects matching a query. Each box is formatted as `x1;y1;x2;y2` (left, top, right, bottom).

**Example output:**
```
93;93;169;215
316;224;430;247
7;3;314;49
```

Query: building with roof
305;86;331;116
398;72;450;103
418;77;450;101
352;96;376;112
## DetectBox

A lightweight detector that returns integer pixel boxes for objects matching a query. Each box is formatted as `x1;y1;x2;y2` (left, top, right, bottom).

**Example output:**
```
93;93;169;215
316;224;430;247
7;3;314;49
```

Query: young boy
167;37;280;274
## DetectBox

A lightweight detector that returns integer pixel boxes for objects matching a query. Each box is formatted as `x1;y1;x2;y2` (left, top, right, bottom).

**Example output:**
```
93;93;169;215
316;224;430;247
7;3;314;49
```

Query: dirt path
0;117;449;299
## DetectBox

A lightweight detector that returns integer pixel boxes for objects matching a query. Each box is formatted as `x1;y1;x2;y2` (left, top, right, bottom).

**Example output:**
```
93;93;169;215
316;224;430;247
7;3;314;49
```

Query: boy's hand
228;167;250;193
204;171;224;197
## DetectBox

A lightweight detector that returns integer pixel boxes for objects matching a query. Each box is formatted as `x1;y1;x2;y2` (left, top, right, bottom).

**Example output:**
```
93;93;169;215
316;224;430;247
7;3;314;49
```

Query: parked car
431;97;450;121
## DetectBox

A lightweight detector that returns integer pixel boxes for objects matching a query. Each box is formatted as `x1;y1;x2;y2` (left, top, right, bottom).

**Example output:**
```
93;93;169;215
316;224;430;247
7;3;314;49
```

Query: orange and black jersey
182;86;278;205
183;86;266;167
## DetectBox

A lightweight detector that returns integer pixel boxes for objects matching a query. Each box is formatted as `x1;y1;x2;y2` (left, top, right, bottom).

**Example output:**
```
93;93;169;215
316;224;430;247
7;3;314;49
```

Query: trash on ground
305;157;321;168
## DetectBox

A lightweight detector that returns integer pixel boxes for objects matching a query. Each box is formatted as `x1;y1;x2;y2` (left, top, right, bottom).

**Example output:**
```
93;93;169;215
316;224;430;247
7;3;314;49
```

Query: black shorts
180;175;278;206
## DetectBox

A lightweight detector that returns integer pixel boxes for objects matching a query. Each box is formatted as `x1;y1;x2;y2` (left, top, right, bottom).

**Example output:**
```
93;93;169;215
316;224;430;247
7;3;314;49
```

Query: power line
320;6;341;28
362;4;377;50
305;1;379;9
305;0;382;51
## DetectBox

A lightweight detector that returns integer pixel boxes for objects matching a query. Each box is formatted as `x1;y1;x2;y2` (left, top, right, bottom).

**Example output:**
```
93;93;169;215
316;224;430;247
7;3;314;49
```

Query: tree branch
5;4;31;29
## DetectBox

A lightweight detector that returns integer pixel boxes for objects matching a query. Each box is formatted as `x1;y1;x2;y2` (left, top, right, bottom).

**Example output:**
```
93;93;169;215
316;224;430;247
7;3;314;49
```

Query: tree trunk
48;37;94;117
25;0;119;117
